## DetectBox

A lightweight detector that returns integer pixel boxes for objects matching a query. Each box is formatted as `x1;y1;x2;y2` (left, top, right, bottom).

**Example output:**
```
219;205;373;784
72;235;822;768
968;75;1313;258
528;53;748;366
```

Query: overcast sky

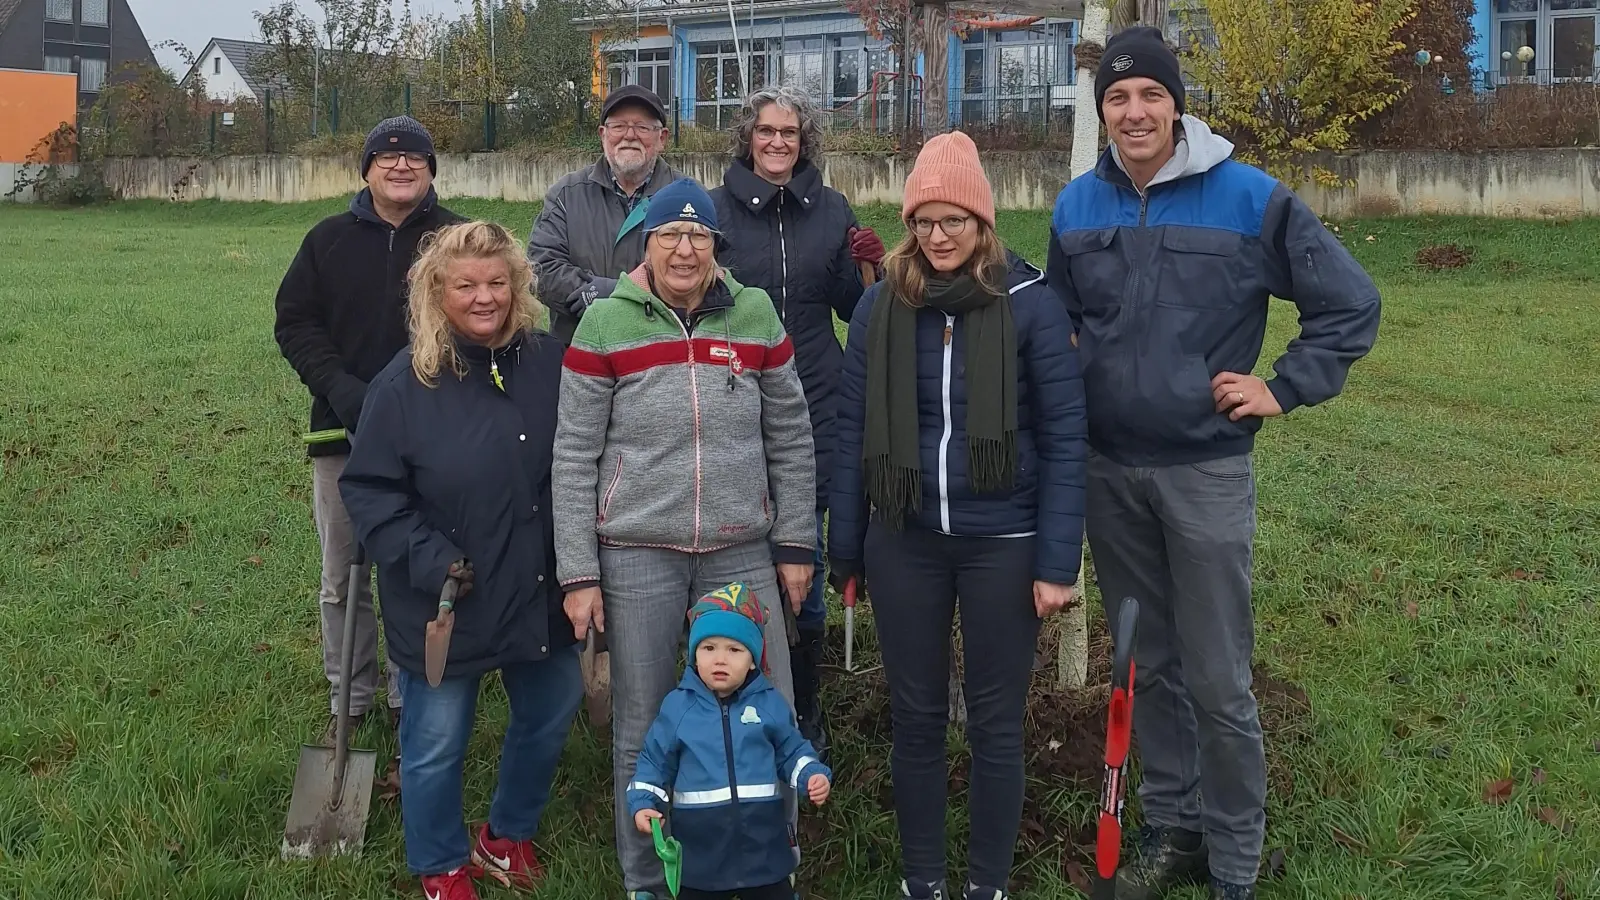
128;0;455;76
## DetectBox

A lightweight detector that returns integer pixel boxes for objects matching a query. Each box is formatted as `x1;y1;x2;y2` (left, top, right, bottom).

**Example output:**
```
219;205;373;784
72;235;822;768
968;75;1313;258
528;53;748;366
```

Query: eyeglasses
754;125;800;143
374;151;429;169
909;214;972;237
653;229;714;250
603;121;664;138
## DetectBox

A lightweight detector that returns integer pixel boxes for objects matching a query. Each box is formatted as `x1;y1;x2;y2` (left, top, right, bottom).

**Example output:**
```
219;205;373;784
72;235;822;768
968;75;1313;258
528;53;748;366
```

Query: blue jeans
397;647;583;876
798;511;827;629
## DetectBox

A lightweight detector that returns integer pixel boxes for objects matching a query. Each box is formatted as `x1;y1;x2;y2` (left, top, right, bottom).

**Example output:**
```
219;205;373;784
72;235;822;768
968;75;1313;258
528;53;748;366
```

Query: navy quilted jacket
828;253;1088;585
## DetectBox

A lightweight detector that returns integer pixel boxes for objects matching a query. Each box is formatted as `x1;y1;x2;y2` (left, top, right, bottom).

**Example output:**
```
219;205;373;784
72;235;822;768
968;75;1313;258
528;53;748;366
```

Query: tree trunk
1140;0;1170;35
922;1;949;137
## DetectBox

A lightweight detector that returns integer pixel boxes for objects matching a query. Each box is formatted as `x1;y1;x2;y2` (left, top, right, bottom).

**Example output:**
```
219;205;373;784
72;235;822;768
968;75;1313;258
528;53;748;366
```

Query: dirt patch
814;616;1315;892
1415;243;1474;270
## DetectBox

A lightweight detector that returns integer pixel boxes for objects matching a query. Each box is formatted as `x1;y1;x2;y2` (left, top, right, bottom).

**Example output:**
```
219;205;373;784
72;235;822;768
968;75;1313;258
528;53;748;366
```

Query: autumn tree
1181;0;1415;186
254;0;416;133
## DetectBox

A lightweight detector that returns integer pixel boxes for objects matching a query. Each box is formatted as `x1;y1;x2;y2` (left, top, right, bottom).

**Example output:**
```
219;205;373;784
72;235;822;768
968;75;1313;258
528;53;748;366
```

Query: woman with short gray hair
711;85;886;762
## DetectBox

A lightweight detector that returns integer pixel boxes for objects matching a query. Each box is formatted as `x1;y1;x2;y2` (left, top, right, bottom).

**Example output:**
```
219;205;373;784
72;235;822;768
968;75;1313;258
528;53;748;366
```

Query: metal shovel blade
280;741;379;860
842;579;858;672
580;629;613;734
425;577;460;688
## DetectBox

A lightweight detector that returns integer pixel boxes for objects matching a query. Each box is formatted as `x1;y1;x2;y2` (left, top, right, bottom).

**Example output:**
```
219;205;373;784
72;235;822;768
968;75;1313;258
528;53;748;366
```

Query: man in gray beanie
274;115;464;743
1046;24;1381;900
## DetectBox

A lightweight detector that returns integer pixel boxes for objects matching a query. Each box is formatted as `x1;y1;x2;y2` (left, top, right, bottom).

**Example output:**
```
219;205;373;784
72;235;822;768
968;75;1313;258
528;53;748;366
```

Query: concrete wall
2;162;80;202
78;148;1600;218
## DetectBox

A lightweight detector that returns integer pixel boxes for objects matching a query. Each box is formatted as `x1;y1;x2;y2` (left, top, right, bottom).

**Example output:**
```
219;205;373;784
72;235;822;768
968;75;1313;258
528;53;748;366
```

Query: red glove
849;226;885;266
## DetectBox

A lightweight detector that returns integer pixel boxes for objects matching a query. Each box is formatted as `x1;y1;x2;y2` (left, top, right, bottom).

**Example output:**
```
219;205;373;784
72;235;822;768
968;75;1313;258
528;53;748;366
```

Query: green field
0;200;1596;900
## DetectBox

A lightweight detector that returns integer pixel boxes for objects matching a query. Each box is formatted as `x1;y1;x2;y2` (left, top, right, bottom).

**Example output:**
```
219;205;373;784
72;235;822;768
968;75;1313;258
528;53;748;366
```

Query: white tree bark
1051;0;1111;693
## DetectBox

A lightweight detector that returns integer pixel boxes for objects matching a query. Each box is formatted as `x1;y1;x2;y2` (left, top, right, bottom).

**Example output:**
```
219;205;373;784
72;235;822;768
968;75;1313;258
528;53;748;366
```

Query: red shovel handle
843;579;858;608
1095;596;1141;887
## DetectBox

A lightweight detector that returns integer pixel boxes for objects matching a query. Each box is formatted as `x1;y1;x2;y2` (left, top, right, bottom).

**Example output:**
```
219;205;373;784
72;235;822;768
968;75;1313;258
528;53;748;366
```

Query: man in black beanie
274;114;463;743
1047;22;1381;900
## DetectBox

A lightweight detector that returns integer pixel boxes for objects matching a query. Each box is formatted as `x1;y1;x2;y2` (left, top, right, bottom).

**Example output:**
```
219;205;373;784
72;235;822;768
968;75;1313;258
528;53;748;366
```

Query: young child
628;582;833;900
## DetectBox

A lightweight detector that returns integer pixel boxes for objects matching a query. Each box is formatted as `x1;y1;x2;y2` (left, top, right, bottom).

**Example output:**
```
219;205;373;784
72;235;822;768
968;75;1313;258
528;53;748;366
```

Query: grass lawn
0;199;1596;900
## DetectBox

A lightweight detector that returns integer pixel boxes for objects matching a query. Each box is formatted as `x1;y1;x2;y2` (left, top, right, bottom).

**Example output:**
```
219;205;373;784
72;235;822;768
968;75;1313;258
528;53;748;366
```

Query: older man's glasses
374;151;429;169
654;229;714;250
909;214;972;237
603;121;664;138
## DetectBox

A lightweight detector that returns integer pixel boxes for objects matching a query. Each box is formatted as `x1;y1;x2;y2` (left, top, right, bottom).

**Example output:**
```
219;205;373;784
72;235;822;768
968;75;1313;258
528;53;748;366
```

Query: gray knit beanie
361;116;437;176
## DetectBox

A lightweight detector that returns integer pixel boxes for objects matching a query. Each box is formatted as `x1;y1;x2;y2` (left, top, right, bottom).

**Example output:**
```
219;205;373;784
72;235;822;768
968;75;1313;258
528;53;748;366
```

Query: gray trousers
600;540;797;896
313;455;401;716
1086;450;1266;885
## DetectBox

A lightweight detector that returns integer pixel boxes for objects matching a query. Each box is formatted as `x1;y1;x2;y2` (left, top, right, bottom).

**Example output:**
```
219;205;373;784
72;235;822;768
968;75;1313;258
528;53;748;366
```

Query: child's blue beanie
687;582;766;669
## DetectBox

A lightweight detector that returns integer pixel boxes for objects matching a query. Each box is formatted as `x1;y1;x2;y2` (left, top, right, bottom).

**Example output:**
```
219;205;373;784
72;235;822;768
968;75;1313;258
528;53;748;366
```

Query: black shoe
899;878;948;899
321;712;366;746
962;882;1010;900
791;623;829;762
1114;825;1209;900
1209;878;1257;900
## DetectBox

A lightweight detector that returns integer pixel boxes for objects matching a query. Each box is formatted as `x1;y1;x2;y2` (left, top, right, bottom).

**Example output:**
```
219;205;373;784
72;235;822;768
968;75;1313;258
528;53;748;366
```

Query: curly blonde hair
406;221;540;387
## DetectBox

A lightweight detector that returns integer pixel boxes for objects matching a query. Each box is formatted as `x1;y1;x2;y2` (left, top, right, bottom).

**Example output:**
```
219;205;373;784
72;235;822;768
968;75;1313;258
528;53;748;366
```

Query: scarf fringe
968;433;1017;495
865;456;921;532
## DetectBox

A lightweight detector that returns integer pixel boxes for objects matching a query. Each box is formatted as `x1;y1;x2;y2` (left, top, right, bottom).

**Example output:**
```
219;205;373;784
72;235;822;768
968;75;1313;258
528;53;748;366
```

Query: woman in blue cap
551;178;818;900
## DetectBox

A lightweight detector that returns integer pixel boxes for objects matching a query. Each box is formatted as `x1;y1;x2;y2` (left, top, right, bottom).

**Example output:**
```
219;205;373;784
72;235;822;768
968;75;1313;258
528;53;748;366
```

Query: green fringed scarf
864;268;1017;531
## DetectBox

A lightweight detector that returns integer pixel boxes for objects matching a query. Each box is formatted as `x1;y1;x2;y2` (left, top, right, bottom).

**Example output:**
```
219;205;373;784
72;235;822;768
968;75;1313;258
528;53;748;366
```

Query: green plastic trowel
650;817;682;898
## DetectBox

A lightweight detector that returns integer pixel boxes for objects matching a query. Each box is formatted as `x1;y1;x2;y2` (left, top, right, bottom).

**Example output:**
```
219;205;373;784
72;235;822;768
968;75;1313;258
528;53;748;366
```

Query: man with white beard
528;85;682;345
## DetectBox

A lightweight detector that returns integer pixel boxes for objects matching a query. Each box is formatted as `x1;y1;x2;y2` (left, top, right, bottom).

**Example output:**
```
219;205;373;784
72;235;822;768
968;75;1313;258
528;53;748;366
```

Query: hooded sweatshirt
1047;115;1381;468
552;268;817;591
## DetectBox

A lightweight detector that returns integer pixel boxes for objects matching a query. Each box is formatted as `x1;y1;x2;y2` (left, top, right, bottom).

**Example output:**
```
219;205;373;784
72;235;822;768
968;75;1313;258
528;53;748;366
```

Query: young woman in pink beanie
827;131;1089;900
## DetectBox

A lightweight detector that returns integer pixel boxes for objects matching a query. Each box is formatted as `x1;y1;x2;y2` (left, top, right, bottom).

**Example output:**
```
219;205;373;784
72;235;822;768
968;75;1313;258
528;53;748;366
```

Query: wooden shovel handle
858;259;877;287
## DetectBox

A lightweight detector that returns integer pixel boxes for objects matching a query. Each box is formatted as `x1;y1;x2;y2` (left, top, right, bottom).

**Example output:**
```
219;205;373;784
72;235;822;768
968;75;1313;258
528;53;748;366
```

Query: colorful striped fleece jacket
552;265;817;591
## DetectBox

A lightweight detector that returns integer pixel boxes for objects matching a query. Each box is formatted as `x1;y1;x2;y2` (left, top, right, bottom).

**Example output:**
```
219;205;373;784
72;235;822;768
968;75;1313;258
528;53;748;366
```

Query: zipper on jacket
776;191;789;324
666;302;704;550
938;313;956;533
388;228;396;252
719;697;743;819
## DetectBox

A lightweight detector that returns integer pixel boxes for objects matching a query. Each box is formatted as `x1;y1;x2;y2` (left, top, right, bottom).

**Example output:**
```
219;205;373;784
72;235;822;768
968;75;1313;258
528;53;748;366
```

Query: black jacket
829;253;1089;586
273;187;463;457
527;156;681;345
711;159;866;506
338;330;574;678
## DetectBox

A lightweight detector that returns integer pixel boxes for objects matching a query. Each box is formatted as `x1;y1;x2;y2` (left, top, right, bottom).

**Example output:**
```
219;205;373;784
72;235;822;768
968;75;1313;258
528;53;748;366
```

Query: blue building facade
586;0;1079;130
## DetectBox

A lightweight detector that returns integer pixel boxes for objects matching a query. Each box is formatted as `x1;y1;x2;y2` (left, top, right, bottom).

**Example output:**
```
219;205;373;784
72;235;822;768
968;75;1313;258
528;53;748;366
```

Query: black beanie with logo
1094;25;1186;122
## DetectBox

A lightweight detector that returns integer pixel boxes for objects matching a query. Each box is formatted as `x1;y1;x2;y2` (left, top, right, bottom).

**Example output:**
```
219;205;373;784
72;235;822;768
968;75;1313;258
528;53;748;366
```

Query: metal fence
76;65;1600;159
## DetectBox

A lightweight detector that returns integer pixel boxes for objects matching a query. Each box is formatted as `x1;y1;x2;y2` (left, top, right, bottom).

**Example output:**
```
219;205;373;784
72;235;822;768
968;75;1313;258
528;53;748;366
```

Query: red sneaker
471;823;546;889
420;866;481;900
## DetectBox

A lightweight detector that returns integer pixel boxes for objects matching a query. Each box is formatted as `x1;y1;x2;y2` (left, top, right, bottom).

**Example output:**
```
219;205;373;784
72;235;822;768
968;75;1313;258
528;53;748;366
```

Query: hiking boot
420;866;481;900
900;878;949;899
1114;825;1208;899
792;622;829;762
1209;878;1257;900
471;823;545;888
320;712;366;746
963;882;1010;900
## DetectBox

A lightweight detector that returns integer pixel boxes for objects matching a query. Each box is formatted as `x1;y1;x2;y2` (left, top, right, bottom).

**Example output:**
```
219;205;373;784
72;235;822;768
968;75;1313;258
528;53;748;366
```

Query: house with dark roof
0;0;155;105
182;37;291;104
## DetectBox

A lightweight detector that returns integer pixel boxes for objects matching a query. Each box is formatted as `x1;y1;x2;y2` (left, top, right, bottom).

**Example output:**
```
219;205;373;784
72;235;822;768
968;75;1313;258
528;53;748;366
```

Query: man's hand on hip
1212;372;1283;421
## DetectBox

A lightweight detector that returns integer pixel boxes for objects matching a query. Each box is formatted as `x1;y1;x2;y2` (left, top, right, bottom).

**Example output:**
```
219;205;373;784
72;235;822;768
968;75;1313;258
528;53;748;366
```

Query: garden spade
580;628;612;735
281;549;377;860
842;578;858;672
426;562;473;687
651;816;683;899
1094;596;1141;900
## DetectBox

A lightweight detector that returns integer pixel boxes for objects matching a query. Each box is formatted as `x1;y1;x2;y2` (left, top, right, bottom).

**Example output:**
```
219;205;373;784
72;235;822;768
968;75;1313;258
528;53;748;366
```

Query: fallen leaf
1404;601;1419;619
252;642;271;654
1262;847;1287;879
1331;826;1366;851
1532;767;1547;785
1510;568;1543;581
1063;859;1092;893
1365;234;1376;242
1048;739;1063;751
147;686;161;697
164;840;183;857
1483;777;1514;805
1534;807;1571;834
1556;874;1569;899
246;555;263;567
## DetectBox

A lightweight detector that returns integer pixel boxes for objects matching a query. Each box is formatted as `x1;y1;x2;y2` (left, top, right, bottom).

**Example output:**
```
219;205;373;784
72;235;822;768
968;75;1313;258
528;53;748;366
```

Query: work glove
565;277;618;318
848;226;886;267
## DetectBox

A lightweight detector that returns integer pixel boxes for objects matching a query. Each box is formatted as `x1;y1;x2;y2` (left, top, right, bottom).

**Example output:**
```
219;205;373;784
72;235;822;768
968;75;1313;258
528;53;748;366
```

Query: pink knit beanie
901;130;995;229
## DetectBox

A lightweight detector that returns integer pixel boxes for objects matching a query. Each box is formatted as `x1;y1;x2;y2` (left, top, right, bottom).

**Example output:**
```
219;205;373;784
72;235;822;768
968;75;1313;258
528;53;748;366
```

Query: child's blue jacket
627;668;832;892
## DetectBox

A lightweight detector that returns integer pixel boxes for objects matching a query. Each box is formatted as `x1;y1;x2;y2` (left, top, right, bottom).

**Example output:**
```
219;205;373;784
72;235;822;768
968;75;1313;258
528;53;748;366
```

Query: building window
214;57;223;75
959;24;1070;125
1491;0;1599;82
607;48;672;104
45;0;72;21
81;0;108;25
694;40;770;129
45;55;73;73
780;37;825;100
80;57;107;92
